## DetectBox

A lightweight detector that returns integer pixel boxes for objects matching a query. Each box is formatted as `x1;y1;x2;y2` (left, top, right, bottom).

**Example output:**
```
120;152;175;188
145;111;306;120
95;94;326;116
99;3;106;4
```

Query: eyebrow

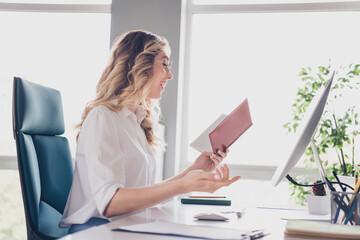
161;56;169;60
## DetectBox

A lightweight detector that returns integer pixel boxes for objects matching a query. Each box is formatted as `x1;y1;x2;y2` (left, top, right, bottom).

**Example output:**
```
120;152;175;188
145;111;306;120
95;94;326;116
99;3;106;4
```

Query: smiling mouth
160;81;166;89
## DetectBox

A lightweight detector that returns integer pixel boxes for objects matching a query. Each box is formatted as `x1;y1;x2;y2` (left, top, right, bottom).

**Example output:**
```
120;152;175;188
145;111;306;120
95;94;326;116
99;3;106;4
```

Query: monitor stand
310;139;330;194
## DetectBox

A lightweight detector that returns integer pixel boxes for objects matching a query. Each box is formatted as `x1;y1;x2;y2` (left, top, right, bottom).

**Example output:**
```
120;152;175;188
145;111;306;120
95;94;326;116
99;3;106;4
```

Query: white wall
110;0;182;179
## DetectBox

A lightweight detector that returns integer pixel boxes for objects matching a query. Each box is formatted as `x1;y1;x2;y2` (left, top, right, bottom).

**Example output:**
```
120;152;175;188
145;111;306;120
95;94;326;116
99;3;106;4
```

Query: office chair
12;77;74;240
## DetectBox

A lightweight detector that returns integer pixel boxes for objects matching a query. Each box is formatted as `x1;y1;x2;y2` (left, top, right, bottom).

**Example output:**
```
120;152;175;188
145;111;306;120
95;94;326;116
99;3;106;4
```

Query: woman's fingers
223;176;241;186
210;153;224;167
217;148;229;157
213;148;229;162
211;175;241;192
219;164;229;180
207;148;230;168
209;154;221;165
217;149;227;158
215;168;222;179
198;170;219;181
187;167;240;193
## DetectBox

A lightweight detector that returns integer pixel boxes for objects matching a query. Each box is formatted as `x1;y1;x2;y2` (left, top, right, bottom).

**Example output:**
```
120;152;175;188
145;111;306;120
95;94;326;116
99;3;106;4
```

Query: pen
344;200;357;225
341;179;360;223
333;171;350;202
327;177;351;223
188;196;226;198
325;177;336;191
334;188;346;223
356;173;358;186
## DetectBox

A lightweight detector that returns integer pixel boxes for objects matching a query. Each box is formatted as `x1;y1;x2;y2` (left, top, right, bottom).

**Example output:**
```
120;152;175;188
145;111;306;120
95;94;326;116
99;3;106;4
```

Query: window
193;0;355;4
0;2;111;239
181;1;360;172
0;4;111;158
0;170;25;239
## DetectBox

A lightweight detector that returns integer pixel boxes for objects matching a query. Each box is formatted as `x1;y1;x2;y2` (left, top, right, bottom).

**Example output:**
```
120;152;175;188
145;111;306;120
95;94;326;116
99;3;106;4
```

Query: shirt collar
123;107;146;125
135;108;146;125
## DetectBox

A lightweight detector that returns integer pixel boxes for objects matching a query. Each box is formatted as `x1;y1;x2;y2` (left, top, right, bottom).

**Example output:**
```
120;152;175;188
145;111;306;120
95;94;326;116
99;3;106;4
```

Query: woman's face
148;51;173;99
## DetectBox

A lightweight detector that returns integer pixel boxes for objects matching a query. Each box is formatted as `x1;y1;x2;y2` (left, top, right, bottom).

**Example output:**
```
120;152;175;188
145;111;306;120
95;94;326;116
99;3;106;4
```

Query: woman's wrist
174;176;189;194
177;164;195;179
186;162;198;172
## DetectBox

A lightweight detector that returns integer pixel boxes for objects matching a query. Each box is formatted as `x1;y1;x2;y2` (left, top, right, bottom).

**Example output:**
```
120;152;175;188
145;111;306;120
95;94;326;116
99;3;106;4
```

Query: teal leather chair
12;77;73;240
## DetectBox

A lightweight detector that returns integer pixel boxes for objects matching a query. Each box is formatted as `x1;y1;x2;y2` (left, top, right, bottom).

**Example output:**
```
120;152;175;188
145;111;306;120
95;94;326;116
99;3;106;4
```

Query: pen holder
330;191;360;225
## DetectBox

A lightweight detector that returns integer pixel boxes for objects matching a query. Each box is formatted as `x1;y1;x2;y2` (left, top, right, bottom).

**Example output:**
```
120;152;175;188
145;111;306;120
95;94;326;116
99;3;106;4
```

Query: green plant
283;63;360;204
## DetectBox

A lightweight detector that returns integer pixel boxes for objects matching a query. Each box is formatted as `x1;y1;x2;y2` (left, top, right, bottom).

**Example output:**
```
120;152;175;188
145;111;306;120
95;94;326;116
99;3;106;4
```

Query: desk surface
59;196;323;240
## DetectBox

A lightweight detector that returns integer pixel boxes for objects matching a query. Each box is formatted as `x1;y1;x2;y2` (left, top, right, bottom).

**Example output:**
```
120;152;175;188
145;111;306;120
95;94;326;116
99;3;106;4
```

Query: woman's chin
148;93;162;100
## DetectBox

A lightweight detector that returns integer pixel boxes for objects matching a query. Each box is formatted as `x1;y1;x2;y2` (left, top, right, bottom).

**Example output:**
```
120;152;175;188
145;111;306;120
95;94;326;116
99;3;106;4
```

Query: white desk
59;196;323;240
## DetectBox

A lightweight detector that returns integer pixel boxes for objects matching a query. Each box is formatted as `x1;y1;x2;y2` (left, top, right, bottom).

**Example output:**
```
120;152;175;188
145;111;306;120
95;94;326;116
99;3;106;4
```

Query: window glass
193;0;354;4
0;11;110;157
0;170;25;239
187;12;360;166
0;0;111;3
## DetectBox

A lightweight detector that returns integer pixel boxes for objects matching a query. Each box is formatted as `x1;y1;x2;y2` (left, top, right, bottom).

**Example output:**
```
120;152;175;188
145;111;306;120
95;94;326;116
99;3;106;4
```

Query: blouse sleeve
80;107;125;215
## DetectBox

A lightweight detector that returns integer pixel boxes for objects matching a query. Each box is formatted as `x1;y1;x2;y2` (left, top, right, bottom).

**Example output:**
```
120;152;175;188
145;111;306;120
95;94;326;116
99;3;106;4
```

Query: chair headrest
13;77;65;135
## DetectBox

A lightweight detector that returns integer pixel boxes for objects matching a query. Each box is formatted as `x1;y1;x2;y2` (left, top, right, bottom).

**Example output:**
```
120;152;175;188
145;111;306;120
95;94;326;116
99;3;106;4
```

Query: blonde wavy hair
76;30;170;147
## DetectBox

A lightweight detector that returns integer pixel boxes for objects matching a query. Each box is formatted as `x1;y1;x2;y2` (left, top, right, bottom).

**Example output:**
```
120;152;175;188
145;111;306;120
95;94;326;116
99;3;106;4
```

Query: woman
60;30;240;233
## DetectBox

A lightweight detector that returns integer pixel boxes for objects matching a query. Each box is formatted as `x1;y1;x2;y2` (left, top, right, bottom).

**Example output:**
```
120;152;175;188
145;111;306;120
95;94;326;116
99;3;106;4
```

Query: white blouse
59;106;157;228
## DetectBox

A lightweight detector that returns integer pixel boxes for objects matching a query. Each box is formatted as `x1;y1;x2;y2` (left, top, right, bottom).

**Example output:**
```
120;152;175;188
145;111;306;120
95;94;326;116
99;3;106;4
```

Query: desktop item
331;191;360;225
190;115;227;152
336;180;360;224
346;180;360;211
114;221;254;240
305;194;330;215
181;196;231;206
188;195;226;198
271;72;334;186
193;212;229;221
285;219;360;239
310;139;333;196
207;205;246;219
190;98;253;153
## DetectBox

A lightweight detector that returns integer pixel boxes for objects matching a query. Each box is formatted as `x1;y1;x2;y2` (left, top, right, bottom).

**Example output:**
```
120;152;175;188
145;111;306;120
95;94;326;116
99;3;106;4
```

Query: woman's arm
103;165;239;218
104;178;183;218
160;164;194;184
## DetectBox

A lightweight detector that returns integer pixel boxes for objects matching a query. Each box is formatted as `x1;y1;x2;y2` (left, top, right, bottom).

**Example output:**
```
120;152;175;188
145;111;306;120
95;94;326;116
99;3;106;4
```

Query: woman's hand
180;164;240;193
162;149;229;185
191;148;229;172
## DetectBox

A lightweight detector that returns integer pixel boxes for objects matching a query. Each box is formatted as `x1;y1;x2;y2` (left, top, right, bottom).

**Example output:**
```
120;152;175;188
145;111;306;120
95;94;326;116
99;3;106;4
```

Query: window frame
0;2;110;13
177;0;360;180
0;2;111;170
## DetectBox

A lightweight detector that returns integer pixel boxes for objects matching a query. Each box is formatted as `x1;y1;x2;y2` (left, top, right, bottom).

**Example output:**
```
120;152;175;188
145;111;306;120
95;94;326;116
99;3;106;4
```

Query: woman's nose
167;70;173;80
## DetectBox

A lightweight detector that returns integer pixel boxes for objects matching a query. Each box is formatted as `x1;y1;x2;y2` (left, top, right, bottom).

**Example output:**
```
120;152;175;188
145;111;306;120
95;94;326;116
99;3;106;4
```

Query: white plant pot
306;195;330;215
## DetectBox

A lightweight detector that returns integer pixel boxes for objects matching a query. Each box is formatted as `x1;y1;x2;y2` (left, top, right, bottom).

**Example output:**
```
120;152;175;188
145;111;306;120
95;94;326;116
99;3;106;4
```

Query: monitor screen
271;72;334;186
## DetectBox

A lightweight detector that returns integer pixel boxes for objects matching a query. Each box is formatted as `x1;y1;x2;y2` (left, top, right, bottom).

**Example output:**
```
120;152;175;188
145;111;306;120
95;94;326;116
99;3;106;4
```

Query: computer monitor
271;72;335;186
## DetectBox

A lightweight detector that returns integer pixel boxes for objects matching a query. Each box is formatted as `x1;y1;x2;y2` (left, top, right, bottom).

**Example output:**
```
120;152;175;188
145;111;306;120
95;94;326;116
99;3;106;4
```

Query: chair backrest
12;77;74;240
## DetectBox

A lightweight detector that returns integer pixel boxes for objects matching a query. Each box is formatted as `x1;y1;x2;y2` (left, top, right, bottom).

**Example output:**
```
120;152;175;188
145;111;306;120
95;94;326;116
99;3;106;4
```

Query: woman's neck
128;106;137;113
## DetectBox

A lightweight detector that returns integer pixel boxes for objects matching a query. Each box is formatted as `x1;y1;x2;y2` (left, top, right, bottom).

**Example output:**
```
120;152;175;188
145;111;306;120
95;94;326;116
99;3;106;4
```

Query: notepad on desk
285;220;360;239
181;196;231;206
190;98;253;153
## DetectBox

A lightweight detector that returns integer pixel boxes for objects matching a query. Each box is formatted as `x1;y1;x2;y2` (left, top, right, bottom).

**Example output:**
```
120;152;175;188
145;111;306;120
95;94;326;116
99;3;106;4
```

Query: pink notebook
209;99;253;153
190;99;253;153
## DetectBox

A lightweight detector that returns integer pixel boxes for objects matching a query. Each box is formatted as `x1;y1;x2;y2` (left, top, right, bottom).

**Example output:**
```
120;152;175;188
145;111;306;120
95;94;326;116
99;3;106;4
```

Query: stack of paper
114;220;262;240
285;220;360;239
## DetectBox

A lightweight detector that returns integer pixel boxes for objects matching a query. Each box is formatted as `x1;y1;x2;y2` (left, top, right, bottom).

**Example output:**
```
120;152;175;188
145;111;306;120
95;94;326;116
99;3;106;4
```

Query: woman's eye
162;63;168;67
